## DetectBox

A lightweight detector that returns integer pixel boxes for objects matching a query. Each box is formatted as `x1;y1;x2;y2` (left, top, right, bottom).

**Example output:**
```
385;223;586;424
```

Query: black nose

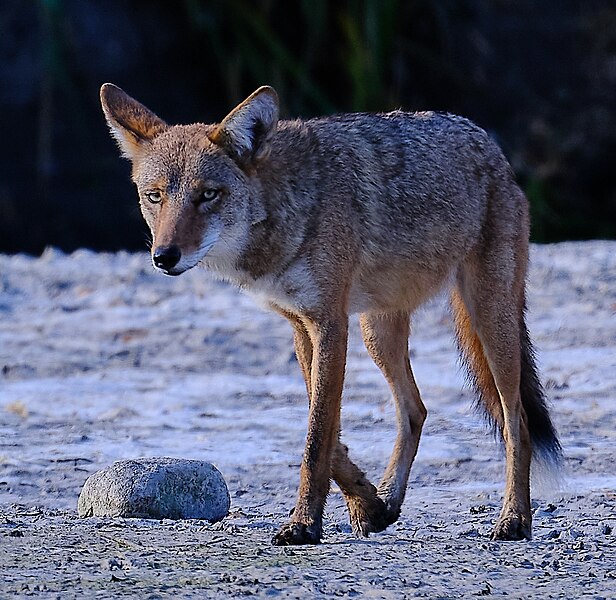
153;245;181;271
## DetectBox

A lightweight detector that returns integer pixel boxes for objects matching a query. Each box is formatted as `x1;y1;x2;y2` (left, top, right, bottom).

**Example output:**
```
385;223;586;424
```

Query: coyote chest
218;259;322;314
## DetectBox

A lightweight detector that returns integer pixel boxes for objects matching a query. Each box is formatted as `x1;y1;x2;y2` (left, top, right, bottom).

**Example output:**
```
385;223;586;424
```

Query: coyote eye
201;189;220;203
145;191;162;204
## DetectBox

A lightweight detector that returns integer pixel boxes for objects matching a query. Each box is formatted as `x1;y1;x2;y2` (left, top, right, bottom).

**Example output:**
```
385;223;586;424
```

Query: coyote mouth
152;261;186;276
152;263;184;276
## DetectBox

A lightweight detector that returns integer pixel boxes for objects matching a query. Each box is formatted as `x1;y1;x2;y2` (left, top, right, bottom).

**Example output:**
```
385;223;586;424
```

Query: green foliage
1;0;614;253
524;176;556;243
182;0;336;113
338;0;399;111
180;0;444;115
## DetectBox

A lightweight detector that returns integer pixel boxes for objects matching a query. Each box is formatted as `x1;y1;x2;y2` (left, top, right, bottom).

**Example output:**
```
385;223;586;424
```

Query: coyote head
100;84;278;275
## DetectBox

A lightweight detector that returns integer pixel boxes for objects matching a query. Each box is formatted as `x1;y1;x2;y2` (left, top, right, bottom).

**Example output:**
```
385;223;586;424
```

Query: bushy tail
518;317;562;463
451;290;562;463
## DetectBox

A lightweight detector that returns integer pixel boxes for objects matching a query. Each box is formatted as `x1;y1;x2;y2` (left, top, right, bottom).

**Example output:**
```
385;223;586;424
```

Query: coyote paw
272;522;321;546
491;514;531;541
348;496;399;537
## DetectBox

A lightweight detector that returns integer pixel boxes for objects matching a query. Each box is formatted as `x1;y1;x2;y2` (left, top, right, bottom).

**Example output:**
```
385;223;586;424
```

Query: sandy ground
0;241;615;599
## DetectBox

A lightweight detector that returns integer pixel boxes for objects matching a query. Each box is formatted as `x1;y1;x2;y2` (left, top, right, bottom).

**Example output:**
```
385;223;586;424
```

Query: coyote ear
208;86;279;167
100;83;167;161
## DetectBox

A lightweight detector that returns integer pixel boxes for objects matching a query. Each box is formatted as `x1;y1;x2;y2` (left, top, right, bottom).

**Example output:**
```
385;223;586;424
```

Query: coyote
101;83;560;545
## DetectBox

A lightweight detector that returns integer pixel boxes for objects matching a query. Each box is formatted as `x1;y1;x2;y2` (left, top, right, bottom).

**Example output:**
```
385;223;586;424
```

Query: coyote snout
101;82;561;546
152;245;181;275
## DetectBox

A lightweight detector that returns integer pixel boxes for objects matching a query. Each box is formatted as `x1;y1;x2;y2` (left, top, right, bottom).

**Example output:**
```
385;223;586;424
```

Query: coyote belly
101;83;561;545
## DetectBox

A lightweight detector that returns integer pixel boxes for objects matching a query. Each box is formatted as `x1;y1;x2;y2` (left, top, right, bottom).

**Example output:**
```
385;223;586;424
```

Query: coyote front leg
272;316;348;545
279;309;391;537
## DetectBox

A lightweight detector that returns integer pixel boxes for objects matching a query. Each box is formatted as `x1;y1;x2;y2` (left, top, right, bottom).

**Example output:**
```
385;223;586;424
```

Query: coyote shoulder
101;84;561;545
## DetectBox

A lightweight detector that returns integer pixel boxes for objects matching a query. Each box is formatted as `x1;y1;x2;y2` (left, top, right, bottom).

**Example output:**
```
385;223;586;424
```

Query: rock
600;522;612;535
566;528;584;540
78;458;230;521
546;529;561;539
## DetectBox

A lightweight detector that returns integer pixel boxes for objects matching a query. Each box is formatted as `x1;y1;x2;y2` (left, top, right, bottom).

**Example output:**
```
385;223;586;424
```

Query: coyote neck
233;163;316;281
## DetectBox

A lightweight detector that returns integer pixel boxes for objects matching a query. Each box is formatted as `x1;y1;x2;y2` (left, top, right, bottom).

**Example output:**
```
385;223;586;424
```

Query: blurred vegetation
0;0;615;253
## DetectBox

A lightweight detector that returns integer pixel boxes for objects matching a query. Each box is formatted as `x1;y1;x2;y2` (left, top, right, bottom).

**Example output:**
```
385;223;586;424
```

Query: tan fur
100;83;560;545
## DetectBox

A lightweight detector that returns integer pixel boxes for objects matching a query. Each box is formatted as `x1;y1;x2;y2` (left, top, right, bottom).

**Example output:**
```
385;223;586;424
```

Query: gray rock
78;458;230;521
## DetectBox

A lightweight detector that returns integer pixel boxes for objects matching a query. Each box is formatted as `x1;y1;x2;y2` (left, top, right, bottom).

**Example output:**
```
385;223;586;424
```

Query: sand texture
1;241;615;598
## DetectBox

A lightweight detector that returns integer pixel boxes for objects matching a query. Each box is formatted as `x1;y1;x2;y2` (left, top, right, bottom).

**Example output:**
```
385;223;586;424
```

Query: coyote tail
518;314;562;462
451;290;562;463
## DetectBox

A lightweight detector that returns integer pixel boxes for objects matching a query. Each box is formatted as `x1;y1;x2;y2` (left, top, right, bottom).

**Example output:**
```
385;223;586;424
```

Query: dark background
1;0;615;254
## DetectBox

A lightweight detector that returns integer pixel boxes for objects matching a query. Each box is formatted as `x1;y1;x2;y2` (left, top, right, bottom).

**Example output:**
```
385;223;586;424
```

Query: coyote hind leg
359;311;427;524
455;246;533;540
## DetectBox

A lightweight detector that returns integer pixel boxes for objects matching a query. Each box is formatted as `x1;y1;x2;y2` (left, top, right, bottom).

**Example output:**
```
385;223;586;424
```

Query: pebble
600;523;612;535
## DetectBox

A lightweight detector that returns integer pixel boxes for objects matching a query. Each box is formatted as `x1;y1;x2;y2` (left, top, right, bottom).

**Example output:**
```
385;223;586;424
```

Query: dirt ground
1;241;615;599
